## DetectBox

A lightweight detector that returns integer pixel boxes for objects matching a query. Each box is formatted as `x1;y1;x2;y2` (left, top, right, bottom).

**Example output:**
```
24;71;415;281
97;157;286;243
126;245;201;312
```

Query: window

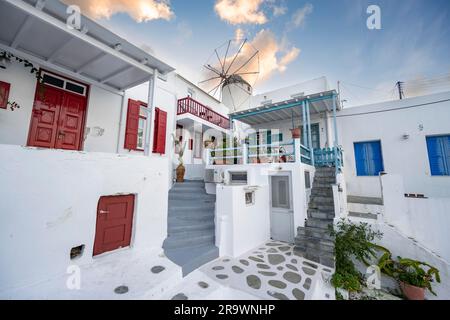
137;106;147;150
354;141;384;176
41;71;87;96
125;99;148;151
300;124;320;149
272;133;283;143
305;171;311;189
426;135;450;176
245;191;255;206
229;171;248;185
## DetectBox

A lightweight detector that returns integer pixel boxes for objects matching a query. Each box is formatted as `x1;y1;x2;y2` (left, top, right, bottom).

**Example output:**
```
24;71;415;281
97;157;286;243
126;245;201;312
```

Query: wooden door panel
28;86;63;148
55;92;86;150
93;195;135;256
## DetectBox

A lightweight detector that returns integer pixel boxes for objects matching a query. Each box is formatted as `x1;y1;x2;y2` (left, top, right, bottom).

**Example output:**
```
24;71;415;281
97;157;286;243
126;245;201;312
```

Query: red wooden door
28;85;87;150
93;195;135;256
55;92;87;150
28;86;64;148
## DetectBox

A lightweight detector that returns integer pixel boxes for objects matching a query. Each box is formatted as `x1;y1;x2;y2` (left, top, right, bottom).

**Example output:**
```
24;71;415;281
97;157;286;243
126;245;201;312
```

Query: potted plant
173;134;187;182
290;127;301;139
396;258;441;300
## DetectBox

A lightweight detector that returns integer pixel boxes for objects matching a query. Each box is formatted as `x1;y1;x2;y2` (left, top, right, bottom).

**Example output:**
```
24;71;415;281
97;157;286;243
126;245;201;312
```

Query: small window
272;133;283;143
65;82;85;95
305;171;311;189
42;74;64;88
70;245;85;260
245;191;255;206
354;141;384;176
229;171;248;185
426;135;450;176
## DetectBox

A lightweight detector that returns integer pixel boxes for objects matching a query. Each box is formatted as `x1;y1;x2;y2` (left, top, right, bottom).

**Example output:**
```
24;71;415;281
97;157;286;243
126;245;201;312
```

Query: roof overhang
0;0;175;93
229;90;340;126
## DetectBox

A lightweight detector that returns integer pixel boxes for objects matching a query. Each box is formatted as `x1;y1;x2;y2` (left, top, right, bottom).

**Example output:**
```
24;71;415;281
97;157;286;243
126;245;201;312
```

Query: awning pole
306;100;314;166
302;100;307;147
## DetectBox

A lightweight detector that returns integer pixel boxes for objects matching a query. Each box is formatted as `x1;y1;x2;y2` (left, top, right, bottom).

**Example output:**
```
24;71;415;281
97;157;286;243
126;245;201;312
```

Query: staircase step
163;233;215;250
308;210;335;220
297;226;334;241
311;189;333;197
169;193;216;201
306;218;334;230
165;244;219;276
167;228;216;240
168;220;215;233
310;196;334;204
308;203;335;212
314;171;336;178
348;211;378;220
303;252;335;268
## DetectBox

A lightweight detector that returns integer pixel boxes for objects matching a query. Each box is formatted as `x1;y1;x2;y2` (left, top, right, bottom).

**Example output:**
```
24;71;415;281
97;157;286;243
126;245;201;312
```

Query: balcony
177;97;230;130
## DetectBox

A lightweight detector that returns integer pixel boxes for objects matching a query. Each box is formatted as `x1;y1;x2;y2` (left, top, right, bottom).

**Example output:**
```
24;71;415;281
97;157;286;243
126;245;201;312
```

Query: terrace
177;96;230;130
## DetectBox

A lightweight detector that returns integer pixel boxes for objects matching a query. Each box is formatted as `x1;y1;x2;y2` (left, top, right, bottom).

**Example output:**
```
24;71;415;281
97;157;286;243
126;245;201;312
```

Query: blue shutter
354;142;367;176
427;136;449;176
354;141;383;176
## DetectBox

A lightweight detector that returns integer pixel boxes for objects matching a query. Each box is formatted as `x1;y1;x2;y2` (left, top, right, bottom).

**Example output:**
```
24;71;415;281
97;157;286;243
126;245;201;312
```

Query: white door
270;174;294;243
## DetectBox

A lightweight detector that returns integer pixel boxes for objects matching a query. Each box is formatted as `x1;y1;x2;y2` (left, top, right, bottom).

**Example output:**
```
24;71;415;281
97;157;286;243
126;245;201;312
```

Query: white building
1;0;449;300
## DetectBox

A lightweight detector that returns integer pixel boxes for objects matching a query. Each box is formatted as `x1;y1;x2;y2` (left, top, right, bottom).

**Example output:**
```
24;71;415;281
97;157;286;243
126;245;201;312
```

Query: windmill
199;38;260;111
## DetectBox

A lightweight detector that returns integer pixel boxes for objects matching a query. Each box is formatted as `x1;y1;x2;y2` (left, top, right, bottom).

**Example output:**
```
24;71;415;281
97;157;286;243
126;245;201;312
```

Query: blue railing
314;147;343;169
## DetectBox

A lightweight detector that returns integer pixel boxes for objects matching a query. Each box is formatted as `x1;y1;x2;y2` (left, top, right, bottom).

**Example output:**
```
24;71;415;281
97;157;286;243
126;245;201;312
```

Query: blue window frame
426;135;450;176
354;141;384;176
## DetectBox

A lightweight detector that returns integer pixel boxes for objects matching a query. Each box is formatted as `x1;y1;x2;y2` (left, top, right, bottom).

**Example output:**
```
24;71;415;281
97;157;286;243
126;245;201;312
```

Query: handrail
177;97;230;129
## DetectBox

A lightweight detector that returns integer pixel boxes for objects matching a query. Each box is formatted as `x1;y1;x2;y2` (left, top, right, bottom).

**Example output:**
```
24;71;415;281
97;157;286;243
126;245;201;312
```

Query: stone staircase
294;167;336;268
163;180;219;276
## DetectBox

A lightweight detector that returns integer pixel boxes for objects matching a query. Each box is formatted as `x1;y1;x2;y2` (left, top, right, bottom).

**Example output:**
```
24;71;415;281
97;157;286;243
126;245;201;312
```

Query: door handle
99;210;109;214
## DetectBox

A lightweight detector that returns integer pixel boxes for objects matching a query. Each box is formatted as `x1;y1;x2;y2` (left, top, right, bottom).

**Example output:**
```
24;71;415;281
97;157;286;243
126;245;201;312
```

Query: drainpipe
144;69;158;156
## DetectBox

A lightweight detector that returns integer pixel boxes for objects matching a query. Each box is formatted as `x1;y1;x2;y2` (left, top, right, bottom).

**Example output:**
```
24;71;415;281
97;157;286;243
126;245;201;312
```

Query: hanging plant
0;50;45;110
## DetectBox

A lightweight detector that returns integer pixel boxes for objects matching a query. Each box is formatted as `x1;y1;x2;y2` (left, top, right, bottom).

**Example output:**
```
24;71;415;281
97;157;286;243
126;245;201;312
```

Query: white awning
229;90;340;125
0;0;175;93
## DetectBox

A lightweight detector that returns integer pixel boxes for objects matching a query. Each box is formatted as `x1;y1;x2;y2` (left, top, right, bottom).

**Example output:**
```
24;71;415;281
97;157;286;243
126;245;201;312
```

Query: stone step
303;252;335;268
308;203;335;212
348;211;378;220
314;171;336;178
297;226;334;242
314;176;336;183
168;220;215;233
308;210;335;220
169;193;216;201
310;196;334;204
295;233;335;247
164;244;219;276
306;218;334;230
167;228;216;240
313;182;335;189
163;233;215;250
310;188;333;197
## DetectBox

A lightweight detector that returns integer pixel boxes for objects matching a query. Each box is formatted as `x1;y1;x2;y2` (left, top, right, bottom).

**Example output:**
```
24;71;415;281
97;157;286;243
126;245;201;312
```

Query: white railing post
205;148;211;165
294;138;301;164
242;143;249;165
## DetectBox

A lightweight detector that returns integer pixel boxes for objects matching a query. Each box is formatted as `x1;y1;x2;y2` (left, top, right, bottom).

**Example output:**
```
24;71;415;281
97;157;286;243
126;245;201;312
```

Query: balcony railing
177;97;230;130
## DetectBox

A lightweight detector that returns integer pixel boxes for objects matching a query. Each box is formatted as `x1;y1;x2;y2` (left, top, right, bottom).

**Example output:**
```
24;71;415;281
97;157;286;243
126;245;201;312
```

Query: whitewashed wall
381;174;450;262
211;163;315;256
0;145;169;292
338;91;450;198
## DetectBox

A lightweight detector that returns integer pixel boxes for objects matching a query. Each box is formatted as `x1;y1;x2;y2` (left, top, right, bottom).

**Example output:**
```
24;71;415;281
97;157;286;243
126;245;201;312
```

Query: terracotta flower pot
291;128;301;139
400;281;426;300
176;164;185;183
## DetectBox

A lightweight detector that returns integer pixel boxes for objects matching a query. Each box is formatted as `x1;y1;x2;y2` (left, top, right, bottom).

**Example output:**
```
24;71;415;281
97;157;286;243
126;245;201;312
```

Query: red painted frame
27;69;90;151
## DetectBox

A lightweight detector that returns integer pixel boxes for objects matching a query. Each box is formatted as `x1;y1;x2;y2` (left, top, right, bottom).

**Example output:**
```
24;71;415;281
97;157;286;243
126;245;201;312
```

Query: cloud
174;21;193;45
225;29;300;83
235;28;246;40
63;0;174;22
272;5;288;17
290;3;313;28
214;0;268;25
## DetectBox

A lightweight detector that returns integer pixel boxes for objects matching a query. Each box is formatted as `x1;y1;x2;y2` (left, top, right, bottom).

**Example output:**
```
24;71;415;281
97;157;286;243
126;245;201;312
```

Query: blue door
426;135;450;176
354;141;384;176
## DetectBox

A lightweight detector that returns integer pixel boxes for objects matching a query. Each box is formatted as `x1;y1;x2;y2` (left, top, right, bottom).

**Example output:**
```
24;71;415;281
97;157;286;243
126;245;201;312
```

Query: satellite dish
199;38;260;111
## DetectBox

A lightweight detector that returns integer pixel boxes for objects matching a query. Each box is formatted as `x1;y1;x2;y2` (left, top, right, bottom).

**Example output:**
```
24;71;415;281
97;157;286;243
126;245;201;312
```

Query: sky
64;0;450;107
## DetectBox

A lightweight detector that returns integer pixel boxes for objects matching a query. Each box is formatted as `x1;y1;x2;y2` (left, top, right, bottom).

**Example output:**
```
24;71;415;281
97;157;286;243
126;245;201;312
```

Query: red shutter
0;81;11;109
153;107;167;154
124;99;140;150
